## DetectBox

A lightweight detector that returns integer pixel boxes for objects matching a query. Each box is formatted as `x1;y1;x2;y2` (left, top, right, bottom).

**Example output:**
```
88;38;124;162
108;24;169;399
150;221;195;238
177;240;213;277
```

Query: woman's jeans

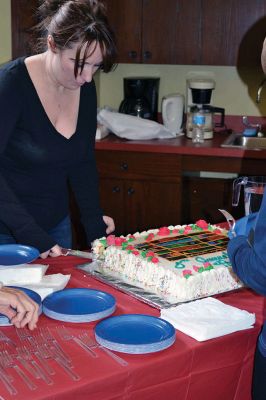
0;216;72;249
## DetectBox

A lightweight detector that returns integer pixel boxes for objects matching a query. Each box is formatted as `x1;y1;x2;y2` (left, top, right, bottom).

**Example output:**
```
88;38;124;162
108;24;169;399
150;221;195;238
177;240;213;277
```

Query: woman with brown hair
0;0;116;258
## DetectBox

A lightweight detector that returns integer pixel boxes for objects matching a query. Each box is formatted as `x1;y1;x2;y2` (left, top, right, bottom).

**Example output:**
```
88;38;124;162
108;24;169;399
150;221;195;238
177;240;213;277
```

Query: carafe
232;176;266;215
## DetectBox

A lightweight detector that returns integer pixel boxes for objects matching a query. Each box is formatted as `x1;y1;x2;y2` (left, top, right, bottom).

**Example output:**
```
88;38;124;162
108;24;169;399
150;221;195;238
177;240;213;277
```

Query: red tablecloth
0;255;264;400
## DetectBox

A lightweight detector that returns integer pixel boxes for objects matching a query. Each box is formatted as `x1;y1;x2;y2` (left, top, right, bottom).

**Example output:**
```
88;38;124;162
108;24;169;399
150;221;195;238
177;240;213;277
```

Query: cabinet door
201;0;266;66
125;180;181;234
11;0;38;59
98;178;125;235
104;0;142;63
142;0;201;64
182;176;245;224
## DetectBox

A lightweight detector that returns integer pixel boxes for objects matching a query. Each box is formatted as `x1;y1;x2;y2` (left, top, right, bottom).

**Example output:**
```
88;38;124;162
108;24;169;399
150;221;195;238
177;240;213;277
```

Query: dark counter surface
95;132;266;159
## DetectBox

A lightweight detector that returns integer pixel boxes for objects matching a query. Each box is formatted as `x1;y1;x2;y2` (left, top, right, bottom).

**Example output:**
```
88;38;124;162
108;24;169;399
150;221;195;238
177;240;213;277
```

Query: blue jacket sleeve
227;191;266;297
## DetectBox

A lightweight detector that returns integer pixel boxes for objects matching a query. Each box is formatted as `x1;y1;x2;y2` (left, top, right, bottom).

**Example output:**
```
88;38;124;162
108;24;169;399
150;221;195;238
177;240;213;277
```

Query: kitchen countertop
95;132;266;159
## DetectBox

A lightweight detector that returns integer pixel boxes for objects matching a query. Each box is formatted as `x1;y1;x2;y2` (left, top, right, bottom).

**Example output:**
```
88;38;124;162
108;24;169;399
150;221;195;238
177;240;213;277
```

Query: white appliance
186;78;224;140
161;93;184;134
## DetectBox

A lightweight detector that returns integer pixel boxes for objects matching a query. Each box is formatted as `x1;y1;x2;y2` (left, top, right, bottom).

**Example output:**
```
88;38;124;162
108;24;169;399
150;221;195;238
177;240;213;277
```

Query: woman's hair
32;0;117;76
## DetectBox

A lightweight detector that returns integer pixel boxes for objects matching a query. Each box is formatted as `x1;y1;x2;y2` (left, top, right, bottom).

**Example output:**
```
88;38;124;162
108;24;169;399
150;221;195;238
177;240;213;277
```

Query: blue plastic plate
43;288;116;317
0;245;40;266
95;314;176;352
0;286;42;325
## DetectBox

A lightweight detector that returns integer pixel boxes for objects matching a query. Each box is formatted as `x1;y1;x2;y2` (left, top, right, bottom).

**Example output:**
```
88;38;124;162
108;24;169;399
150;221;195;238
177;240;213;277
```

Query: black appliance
119;77;160;121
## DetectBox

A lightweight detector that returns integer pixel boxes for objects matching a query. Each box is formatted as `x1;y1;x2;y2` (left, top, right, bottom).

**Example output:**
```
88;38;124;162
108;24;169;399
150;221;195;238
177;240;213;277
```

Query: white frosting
92;224;242;303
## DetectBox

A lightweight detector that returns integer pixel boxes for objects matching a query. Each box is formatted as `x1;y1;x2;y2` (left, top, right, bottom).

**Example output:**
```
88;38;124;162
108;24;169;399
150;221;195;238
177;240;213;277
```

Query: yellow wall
0;0;11;64
98;63;266;117
1;1;266;116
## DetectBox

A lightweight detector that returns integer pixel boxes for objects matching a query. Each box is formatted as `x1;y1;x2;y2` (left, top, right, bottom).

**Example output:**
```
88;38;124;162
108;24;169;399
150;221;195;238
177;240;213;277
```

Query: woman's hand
40;244;63;259
0;287;39;330
103;215;115;235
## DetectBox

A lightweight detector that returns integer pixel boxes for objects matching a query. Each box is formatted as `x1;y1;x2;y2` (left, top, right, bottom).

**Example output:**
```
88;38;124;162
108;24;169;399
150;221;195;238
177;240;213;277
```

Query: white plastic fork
39;327;72;365
218;209;236;237
56;326;98;358
0;332;16;348
0;366;17;396
16;346;40;379
78;333;128;367
15;327;33;341
0;350;37;391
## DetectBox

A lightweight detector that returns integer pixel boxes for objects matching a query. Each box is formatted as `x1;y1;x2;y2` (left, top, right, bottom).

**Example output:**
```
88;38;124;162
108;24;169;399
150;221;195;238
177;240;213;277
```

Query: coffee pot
186;105;225;139
232;176;266;215
186;78;225;139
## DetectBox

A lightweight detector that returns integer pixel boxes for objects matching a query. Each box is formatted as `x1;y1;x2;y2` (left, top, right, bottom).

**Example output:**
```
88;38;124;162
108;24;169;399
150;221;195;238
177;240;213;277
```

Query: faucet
256;77;266;103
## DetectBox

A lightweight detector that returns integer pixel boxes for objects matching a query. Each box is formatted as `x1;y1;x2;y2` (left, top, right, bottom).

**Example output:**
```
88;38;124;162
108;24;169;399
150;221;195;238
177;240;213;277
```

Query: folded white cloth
22;273;71;300
160;297;255;342
97;109;181;140
0;264;48;285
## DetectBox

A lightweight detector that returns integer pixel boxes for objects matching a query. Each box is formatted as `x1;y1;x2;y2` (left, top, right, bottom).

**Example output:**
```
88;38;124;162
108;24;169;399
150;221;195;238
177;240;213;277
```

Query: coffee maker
186;78;225;139
119;77;160;121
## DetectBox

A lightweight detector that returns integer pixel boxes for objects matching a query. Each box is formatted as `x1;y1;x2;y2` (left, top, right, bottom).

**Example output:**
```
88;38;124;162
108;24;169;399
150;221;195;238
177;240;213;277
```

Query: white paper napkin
0;264;48;285
160;297;255;341
21;273;71;300
97;109;178;140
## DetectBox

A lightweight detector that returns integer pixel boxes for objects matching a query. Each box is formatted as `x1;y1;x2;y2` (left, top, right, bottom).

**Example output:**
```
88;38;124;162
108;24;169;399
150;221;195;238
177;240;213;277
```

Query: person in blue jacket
227;114;266;399
228;193;266;400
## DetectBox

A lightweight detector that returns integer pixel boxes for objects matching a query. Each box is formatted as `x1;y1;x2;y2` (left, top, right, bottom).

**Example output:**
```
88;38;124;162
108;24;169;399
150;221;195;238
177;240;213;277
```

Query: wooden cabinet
11;0;266;65
201;0;266;66
104;0;201;64
181;176;244;224
104;0;266;66
96;151;181;235
11;0;38;59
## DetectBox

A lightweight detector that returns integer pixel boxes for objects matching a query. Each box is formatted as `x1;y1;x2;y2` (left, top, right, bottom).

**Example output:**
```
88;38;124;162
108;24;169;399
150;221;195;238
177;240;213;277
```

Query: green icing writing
175;262;185;269
195;251;231;267
174;259;189;269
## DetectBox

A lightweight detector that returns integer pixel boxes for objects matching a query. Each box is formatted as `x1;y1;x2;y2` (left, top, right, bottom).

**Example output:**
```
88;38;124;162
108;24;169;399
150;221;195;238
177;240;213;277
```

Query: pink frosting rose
196;220;209;230
158;227;170;236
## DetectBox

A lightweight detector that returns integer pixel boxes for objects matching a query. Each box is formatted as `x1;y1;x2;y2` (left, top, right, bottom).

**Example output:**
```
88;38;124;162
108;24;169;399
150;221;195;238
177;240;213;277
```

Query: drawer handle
120;163;128;171
128;50;137;59
127;187;135;196
112;186;121;193
143;51;152;59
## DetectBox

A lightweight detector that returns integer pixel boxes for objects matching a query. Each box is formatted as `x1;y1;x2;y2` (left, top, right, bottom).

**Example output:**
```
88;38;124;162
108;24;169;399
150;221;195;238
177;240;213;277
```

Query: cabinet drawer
96;151;181;181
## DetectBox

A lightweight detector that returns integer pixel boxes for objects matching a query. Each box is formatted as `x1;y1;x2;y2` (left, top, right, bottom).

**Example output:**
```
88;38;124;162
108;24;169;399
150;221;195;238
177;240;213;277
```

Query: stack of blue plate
95;314;176;354
0;244;39;266
0;286;42;326
43;288;116;323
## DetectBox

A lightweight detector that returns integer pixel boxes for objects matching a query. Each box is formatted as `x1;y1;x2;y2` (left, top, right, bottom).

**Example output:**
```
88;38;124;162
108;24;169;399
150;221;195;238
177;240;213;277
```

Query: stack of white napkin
0;264;70;300
160;297;255;341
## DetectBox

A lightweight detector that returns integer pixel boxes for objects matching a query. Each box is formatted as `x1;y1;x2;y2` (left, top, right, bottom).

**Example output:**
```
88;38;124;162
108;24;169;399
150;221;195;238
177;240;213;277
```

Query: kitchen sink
221;132;266;150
